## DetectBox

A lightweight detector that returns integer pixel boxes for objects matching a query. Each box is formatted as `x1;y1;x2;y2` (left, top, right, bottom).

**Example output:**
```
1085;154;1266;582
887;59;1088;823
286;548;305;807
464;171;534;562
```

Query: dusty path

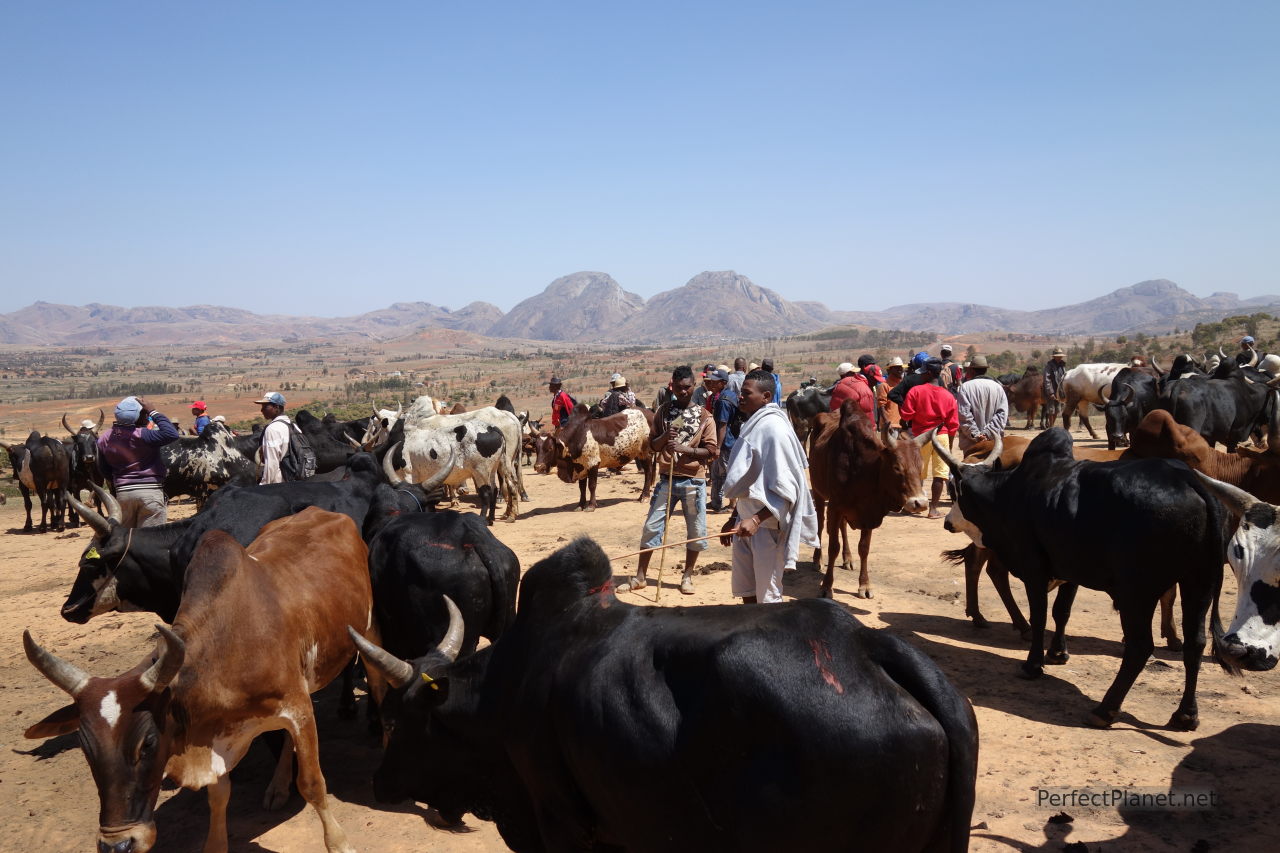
2;426;1278;852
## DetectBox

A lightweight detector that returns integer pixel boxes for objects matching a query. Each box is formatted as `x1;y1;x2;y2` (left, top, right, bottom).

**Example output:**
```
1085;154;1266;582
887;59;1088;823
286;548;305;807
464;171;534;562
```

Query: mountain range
2;275;1277;347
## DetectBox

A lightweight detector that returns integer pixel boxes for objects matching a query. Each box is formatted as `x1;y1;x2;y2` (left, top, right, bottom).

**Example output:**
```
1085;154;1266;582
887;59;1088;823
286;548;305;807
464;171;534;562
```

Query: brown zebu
1127;408;1280;502
1005;367;1045;429
808;401;930;599
23;507;378;853
552;404;655;510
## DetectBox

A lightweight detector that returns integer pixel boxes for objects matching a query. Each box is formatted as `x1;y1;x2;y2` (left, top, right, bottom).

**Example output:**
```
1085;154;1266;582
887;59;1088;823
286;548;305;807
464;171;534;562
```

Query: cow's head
934;432;1003;547
1102;383;1136;449
878;419;929;514
24;625;184;853
1196;474;1280;671
61;484;135;622
532;433;558;474
348;599;480;820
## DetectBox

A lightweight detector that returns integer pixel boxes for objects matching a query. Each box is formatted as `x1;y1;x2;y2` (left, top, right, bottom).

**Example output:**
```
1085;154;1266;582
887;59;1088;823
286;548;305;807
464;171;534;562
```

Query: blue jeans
641;477;708;551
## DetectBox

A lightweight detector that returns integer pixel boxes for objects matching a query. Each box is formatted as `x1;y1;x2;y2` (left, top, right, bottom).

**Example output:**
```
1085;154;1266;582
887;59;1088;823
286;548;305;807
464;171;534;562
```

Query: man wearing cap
1042;348;1068;430
693;363;717;407
876;357;907;430
938;345;963;391
597;374;636;417
190;401;211;435
761;358;782;404
548;377;575;428
1236;335;1262;366
255;391;292;484
828;362;875;421
97;396;180;527
888;351;931;408
707;368;736;512
901;359;959;517
955;355;1008;453
617;365;718;596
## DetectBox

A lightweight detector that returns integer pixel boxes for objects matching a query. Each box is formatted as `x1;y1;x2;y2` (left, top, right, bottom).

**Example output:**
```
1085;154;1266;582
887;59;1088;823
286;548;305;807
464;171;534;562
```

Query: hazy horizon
4;2;1276;316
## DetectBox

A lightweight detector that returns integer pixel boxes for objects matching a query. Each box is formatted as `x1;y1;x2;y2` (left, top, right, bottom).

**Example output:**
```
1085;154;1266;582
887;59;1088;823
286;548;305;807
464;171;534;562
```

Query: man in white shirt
255;391;292;484
956;356;1009;453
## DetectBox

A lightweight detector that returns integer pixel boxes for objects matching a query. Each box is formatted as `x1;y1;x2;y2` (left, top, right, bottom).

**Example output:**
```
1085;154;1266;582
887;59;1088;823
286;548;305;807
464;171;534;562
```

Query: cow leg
54;489;65;532
203;774;231;853
813;494;826;567
577;478;588;511
1018;578;1050;679
1044;582;1079;664
820;505;840;598
289;710;355;853
1088;597;1157;728
263;731;294;810
586;468;599;511
1169;577;1211;731
20;486;32;531
963;545;990;628
1159;586;1183;650
638;458;654;501
856;527;873;599
479;483;496;526
1078;407;1098;440
986;556;1032;639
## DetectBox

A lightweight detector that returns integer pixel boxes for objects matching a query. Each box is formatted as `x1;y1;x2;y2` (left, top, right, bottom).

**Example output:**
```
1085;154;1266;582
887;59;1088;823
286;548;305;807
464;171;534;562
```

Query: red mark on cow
587;579;614;608
808;639;845;694
429;543;456;550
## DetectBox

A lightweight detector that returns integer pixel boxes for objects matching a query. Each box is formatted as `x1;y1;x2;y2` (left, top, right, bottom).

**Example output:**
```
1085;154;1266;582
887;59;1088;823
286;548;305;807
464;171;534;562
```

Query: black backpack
280;422;318;481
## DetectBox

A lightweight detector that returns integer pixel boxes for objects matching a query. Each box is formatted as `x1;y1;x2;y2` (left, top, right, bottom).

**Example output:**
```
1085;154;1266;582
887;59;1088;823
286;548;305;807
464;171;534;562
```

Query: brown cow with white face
808;401;929;598
23;507;378;853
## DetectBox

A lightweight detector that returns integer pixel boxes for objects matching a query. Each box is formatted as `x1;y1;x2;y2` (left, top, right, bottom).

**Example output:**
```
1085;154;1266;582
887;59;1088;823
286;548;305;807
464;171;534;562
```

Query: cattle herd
6;351;1280;851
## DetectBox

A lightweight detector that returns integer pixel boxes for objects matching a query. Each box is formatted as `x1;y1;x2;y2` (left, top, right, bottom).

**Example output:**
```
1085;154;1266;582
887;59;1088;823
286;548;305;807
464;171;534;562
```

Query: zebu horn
63;489;113;539
62;414;75;436
139;625;185;693
1220;346;1230;362
1195;471;1256;519
912;425;937;449
347;627;414;689
24;630;90;697
92;481;122;524
1249;349;1259;368
415;446;456;494
346;434;362;450
931;432;963;476
880;419;897;449
395;401;402;418
95;409;105;432
382;442;407;487
437;595;465;662
983;432;1003;468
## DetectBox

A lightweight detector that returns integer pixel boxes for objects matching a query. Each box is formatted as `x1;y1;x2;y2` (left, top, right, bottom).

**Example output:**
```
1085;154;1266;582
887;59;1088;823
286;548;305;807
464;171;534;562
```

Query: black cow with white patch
5;431;70;532
935;429;1229;730
350;538;978;852
786;384;833;444
158;420;261;505
1103;367;1159;450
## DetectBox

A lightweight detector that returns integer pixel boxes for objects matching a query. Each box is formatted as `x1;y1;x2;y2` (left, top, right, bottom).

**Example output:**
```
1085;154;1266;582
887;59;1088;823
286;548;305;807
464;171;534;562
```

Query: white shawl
723;405;820;564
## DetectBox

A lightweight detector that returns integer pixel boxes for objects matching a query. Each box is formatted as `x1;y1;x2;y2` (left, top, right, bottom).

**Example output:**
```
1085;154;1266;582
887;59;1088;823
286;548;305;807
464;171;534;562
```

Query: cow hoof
1015;624;1033;642
1017;662;1043;680
586;505;597;512
969;615;992;630
1165;636;1184;652
819;587;834;600
1168;709;1199;731
858;587;873;599
1045;650;1070;665
1085;708;1118;729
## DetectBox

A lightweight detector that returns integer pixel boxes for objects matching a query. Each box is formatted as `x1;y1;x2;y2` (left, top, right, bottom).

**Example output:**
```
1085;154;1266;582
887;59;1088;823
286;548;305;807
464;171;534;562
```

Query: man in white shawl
719;371;820;603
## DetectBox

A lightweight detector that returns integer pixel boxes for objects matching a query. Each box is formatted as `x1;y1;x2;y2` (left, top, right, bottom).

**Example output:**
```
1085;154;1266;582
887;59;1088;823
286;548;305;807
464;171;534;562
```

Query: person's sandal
615;576;647;593
680;577;694;595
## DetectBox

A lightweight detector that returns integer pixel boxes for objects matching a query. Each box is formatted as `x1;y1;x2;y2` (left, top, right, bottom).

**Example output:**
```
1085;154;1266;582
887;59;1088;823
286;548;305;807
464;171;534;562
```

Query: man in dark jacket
97;395;180;527
1042;348;1068;429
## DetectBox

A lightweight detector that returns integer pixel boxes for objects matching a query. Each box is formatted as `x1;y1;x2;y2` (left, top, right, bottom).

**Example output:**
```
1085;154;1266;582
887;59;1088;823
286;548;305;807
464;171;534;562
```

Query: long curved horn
346;434;362;450
1195;471;1256;519
382;441;407;487
95;409;105;432
91;481;122;524
880;419;897;449
1119;384;1134;404
347;626;414;688
395;401;402;418
414;446;456;494
1220;346;1229;361
139;625;185;693
1150;355;1162;375
24;630;90;697
62;414;75;436
983;432;1003;467
437;595;465;663
63;489;113;539
912;425;937;448
930;432;962;476
1248;349;1259;368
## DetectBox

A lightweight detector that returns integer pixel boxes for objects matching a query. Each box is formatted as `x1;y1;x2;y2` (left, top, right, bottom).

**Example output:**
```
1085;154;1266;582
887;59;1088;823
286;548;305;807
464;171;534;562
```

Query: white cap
837;362;856;375
212;415;226;423
887;356;905;367
80;419;96;430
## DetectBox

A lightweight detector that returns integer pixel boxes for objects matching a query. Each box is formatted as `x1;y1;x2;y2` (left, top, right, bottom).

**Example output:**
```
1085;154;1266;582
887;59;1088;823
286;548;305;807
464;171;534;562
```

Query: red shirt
901;382;959;436
829;374;875;422
551;390;575;427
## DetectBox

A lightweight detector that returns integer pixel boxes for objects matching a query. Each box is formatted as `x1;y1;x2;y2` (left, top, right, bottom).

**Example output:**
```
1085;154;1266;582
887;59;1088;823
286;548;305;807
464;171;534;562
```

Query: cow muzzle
1219;633;1279;672
902;495;928;514
98;822;156;853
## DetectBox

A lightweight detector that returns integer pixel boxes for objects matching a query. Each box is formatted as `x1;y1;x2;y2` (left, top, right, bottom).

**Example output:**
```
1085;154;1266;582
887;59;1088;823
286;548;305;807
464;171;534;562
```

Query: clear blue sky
2;1;1276;317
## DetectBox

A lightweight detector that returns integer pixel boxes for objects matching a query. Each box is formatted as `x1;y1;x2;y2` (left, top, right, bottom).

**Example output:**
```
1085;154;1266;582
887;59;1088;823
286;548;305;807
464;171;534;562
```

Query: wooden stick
610;533;722;562
654;451;678;601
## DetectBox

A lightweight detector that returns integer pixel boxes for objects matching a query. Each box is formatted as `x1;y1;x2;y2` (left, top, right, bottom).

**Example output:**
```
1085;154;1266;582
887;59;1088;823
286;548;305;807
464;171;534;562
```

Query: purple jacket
97;412;180;487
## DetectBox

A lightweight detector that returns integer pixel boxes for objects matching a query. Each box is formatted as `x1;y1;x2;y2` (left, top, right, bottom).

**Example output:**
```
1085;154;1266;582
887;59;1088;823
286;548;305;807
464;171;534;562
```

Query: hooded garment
722;405;820;565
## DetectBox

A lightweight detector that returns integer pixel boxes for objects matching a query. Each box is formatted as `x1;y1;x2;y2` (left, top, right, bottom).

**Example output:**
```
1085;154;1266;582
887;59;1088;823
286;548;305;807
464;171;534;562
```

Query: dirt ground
2;424;1278;852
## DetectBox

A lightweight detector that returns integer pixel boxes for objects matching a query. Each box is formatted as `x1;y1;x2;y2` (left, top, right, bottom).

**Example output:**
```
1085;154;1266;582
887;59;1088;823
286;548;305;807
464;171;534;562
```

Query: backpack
280;422;317;481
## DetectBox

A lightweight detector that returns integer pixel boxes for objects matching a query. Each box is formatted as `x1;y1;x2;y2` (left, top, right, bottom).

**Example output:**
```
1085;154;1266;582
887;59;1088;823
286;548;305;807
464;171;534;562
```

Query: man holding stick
720;370;819;603
617;365;718;596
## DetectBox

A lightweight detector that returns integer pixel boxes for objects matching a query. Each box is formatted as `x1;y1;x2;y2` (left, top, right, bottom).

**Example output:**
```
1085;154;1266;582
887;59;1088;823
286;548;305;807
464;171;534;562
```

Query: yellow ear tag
420;672;439;690
85;547;100;560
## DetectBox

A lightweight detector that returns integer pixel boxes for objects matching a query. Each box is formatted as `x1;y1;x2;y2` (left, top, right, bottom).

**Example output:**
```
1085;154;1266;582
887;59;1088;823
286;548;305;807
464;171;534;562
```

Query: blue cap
911;351;930;368
1242;335;1255;344
114;396;143;423
254;391;286;407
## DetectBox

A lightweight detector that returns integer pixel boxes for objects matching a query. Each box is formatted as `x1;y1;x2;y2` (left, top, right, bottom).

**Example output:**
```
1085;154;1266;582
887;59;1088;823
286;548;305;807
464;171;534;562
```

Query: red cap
191;401;207;411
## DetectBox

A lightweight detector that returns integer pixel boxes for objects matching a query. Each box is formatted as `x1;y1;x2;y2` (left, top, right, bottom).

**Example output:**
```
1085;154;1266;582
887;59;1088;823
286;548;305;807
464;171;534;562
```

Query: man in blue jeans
616;365;719;596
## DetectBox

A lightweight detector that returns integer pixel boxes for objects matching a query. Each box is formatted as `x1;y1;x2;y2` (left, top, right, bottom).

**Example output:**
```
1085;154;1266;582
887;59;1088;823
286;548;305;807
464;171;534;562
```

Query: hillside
486;272;644;340
612;271;820;342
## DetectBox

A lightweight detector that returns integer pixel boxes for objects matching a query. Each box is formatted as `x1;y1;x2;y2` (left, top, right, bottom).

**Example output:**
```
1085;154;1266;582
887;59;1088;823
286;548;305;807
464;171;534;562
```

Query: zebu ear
24;703;81;739
1195;471;1256;519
